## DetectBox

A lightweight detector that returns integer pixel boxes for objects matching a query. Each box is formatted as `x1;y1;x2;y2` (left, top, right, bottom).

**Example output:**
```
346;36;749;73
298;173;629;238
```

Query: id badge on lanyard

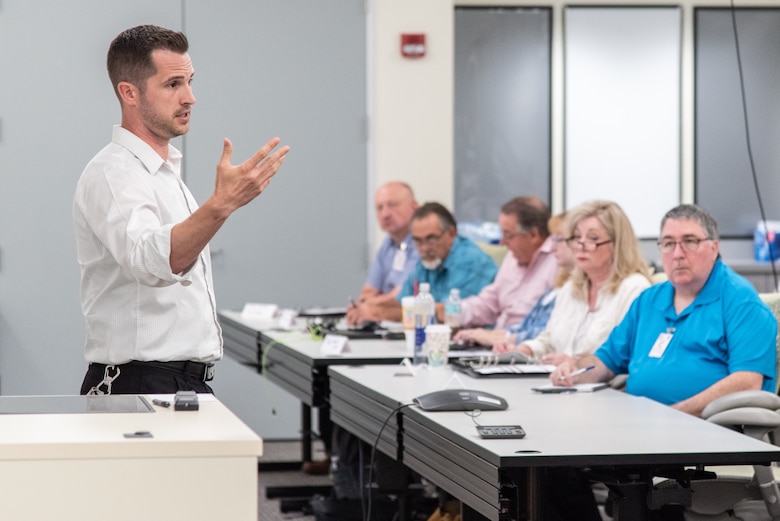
392;242;407;272
649;328;675;358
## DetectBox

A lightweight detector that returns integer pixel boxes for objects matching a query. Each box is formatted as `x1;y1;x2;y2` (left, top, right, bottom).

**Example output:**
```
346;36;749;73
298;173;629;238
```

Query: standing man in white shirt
73;25;289;394
346;181;419;325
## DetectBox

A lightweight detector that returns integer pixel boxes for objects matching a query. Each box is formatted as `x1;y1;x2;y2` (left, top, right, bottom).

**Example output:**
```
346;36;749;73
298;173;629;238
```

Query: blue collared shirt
507;288;558;344
596;259;777;404
365;234;418;295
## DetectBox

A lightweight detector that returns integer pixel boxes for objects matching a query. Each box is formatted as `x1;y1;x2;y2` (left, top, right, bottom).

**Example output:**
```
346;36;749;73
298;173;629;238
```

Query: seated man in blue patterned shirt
369;202;498;322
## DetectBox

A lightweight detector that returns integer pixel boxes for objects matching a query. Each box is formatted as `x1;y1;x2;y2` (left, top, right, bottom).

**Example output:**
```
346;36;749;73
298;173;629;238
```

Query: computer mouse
413;389;508;411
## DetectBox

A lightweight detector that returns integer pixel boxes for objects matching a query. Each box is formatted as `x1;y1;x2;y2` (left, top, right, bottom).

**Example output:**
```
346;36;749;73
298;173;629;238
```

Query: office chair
645;293;780;521
476;241;508;267
650;268;669;285
651;390;780;521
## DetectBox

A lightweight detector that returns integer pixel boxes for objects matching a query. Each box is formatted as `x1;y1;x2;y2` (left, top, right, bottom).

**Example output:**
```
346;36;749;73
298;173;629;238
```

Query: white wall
368;0;454;247
368;0;780;246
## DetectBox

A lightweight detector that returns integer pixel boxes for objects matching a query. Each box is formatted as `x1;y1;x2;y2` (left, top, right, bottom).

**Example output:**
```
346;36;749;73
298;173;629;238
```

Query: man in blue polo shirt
555;204;776;415
549;204;777;521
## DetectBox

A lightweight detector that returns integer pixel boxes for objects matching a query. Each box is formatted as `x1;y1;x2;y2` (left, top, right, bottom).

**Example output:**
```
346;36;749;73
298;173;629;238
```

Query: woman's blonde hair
566;201;650;300
548;212;571;289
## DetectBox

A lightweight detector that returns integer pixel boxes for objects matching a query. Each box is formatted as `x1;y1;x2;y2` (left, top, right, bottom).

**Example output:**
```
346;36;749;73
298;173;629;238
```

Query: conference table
219;309;415;463
0;393;263;520
328;364;780;521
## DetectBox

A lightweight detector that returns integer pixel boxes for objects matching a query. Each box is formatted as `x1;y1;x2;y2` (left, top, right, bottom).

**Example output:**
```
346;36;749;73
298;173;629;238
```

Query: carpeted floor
258;440;329;521
256;440;612;521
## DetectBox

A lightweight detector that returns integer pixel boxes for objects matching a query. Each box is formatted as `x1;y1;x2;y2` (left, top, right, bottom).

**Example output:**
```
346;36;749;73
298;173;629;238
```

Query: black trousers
546;469;685;521
546;467;603;521
80;361;214;395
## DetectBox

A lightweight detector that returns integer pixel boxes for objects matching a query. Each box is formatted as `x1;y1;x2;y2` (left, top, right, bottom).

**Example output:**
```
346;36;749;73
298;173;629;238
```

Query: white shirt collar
111;125;182;176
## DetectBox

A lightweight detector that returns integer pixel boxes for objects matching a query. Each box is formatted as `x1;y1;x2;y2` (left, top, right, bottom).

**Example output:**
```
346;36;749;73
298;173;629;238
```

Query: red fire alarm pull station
401;33;426;58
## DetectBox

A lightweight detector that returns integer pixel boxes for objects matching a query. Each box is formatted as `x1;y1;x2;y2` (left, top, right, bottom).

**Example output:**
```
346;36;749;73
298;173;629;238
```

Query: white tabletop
0;393;262;461
220;309;411;362
329;364;780;467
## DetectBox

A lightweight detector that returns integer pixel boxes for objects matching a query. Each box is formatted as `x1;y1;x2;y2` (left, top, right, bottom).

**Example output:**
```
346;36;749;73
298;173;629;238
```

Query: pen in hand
559;364;595;381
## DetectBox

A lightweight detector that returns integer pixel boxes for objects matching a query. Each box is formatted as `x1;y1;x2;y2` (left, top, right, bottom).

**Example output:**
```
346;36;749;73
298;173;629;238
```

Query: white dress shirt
73;126;222;365
522;273;650;359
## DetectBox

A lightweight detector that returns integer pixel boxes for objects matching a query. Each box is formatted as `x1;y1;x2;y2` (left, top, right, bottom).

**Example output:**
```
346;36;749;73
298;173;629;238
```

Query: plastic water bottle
444;288;461;329
414;283;435;365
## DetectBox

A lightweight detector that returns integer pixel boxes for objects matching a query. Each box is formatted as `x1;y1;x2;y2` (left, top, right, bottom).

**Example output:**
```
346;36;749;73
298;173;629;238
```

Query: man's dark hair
412;202;457;232
661;204;719;240
107;25;189;99
501;196;551;237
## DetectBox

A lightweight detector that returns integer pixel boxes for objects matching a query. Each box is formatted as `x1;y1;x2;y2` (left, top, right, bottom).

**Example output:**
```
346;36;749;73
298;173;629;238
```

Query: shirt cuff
135;224;194;286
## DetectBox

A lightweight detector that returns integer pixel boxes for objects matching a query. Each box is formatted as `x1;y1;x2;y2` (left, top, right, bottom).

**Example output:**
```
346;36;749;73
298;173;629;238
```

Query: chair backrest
758;292;780;393
476;242;508;267
651;270;668;284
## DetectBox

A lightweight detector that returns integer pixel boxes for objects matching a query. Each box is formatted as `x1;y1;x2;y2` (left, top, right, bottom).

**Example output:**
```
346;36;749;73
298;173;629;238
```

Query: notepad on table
531;382;608;393
471;363;556;376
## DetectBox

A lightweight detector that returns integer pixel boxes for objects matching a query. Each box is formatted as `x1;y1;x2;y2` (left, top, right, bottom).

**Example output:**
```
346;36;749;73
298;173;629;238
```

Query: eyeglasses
412;232;445;248
501;229;526;242
550;235;567;244
565;237;613;251
657;237;712;254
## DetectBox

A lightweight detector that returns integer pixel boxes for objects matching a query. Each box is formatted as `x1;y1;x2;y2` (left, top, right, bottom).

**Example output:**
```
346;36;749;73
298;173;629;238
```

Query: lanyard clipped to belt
87;365;121;395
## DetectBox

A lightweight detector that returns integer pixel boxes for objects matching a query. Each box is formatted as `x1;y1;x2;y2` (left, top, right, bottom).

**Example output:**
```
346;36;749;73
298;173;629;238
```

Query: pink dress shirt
459;237;558;329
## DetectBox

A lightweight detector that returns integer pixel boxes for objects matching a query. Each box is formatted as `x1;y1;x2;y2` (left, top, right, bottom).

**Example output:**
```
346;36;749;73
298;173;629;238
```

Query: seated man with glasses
550;203;777;520
447;196;559;346
550;204;777;519
555;203;776;415
368;202;498;321
317;203;496;516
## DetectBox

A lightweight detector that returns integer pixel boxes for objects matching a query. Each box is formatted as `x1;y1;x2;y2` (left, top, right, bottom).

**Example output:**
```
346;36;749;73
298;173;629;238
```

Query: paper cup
425;324;451;367
401;296;416;331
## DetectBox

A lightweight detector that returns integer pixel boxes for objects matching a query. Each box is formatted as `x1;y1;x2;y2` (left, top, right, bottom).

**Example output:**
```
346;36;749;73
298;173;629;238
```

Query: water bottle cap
419;282;430;292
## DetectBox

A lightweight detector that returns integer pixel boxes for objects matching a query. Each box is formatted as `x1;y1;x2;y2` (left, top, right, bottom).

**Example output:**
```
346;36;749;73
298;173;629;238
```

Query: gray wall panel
183;0;367;437
695;8;780;237
454;7;551;221
0;0;182;396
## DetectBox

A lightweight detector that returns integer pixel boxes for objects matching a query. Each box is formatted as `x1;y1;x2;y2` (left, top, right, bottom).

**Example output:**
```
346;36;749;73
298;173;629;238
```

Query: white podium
0;394;262;520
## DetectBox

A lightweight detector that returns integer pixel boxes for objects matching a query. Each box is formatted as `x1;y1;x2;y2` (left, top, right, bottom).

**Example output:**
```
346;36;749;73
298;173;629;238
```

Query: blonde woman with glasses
494;200;651;366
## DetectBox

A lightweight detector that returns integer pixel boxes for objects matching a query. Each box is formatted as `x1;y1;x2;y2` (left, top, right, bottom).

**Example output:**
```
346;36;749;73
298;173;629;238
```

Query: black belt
129;360;215;382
